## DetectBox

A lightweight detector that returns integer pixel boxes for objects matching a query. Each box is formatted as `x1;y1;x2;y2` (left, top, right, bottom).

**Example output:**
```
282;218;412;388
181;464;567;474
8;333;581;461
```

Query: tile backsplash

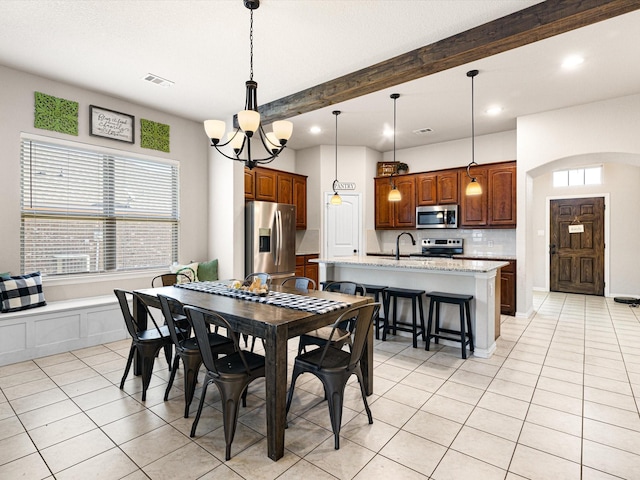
371;228;516;256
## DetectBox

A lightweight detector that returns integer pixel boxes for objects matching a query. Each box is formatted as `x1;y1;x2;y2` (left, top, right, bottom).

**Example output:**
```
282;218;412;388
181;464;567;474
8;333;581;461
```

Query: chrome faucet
395;232;416;260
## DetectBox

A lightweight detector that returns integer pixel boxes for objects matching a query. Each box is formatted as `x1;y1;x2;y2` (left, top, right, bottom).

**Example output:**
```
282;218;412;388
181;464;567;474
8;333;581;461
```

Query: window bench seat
0;295;126;366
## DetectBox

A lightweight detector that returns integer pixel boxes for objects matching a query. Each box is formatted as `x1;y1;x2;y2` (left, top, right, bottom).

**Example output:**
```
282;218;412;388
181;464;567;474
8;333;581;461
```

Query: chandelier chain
249;9;254;81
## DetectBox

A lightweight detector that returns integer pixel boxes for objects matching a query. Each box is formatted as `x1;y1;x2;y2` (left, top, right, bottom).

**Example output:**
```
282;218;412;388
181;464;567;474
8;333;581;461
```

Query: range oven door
416;205;458;229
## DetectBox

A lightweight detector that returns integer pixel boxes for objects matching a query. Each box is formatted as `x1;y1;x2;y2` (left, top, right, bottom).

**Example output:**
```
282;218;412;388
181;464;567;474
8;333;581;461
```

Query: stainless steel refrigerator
245;201;296;281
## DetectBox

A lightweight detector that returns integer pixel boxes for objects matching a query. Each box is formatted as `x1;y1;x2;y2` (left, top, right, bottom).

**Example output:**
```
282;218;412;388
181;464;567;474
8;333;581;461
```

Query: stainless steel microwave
416;205;458;229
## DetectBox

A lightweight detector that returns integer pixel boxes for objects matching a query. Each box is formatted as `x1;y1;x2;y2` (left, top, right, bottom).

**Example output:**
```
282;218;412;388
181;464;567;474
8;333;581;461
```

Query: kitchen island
312;256;509;358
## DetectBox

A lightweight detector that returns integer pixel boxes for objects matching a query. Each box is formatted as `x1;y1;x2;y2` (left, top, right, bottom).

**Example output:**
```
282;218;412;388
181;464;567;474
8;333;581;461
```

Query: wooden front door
550;197;605;295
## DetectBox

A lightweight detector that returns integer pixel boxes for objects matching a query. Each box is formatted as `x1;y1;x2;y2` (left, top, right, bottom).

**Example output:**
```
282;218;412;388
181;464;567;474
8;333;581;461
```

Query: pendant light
388;93;402;202
465;69;482;196
203;0;293;170
330;110;342;205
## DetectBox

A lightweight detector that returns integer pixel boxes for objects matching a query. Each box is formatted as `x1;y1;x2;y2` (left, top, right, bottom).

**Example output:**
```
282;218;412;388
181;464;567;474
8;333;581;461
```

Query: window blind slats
20;138;179;276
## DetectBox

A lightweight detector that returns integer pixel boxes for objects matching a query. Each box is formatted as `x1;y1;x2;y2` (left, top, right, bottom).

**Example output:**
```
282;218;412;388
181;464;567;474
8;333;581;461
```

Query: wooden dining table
133;283;372;461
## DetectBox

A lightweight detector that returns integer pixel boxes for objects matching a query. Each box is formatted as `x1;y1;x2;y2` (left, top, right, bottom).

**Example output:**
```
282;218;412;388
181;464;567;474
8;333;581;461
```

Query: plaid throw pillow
0;272;47;313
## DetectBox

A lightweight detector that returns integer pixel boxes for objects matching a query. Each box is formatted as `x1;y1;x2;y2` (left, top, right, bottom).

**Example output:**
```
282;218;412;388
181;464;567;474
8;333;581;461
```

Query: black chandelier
203;0;293;170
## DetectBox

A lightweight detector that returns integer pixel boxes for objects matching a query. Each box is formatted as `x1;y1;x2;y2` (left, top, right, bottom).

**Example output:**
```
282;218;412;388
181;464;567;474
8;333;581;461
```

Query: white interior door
325;193;361;257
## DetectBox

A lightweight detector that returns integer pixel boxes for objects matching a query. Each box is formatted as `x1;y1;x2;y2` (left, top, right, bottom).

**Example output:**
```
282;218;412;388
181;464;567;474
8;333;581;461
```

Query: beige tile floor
1;291;640;479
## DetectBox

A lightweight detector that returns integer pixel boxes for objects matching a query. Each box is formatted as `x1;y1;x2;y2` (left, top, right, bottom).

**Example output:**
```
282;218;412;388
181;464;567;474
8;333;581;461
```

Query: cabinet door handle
549;244;556;254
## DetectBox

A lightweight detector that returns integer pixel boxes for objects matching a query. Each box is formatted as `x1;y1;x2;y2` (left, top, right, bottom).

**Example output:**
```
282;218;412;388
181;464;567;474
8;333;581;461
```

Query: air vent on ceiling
413;127;433;135
143;73;174;87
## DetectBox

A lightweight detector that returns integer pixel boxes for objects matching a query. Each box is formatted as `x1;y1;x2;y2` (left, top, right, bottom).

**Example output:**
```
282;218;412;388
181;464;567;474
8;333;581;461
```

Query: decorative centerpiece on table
229;277;269;296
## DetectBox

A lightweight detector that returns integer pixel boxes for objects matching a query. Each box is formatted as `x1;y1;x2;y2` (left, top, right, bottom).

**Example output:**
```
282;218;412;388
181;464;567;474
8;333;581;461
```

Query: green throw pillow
197;259;218;281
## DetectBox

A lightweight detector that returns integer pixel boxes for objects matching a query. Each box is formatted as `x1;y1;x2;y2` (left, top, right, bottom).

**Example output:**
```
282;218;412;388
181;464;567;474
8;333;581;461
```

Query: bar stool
382;287;426;348
361;284;388;339
425;292;474;359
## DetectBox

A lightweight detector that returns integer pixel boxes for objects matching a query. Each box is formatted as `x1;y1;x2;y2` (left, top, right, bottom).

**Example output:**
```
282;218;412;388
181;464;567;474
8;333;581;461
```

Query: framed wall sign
89;105;135;143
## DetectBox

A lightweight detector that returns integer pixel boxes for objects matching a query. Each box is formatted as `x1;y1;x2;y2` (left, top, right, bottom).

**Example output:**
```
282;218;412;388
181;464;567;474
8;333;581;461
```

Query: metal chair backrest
281;276;316;291
158;294;188;347
323;281;366;297
151;272;192;288
317;303;380;369
114;289;165;341
184;305;251;377
244;272;271;287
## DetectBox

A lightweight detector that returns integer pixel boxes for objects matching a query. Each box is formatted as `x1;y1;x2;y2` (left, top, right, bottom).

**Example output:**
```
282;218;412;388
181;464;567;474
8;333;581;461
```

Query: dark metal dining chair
115;289;175;401
158;295;235;418
185;305;266;461
151;272;192;288
296;281;366;355
286;302;380;449
281;276;316;291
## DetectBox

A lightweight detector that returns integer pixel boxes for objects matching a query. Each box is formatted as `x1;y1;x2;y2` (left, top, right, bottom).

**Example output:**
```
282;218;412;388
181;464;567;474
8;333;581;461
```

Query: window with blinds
20;138;179;276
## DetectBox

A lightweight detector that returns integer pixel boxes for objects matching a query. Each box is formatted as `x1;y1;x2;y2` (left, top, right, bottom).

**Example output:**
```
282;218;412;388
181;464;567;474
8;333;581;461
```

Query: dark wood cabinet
416;173;437;205
499;260;516;316
374;175;416;229
244;168;255;200
459;166;488;227
276;173;293;204
488;163;517;226
246;166;307;230
416;170;458;206
459;161;516;228
295;254;318;287
254;168;277;202
437;170;459;204
293;175;307;230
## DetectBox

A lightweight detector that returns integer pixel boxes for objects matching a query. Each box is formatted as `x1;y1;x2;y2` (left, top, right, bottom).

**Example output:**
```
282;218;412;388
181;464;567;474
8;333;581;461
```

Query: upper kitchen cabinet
244;168;255;200
246;166;307;229
459;161;516;228
254;167;277;202
459;165;488;227
416;170;458;206
488;163;517;226
374;175;416;229
276;172;293;204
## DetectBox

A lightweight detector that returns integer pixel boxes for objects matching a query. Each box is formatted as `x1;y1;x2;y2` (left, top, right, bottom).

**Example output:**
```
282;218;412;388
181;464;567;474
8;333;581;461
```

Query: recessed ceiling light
486;106;503;116
412;127;433;135
383;127;394;138
142;73;174;87
309;126;321;134
562;55;584;69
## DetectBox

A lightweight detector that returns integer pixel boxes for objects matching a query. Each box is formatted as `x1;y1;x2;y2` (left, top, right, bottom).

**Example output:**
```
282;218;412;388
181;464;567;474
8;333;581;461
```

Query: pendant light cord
333;110;340;182
471;72;475;165
393;96;397;162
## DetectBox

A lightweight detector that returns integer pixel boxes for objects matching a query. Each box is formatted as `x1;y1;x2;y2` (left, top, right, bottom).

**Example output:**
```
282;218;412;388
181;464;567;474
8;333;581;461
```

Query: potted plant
396;162;409;174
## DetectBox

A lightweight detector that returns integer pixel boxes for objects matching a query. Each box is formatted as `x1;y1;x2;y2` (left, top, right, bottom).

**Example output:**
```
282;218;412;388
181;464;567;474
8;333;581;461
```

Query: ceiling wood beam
259;0;640;123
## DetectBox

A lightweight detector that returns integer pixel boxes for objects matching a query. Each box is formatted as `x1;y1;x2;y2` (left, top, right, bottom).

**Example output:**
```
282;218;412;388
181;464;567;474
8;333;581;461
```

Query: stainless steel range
411;238;463;258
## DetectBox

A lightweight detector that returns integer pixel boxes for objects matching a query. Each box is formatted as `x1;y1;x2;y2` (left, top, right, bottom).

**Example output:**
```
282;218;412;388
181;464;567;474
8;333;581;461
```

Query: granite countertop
295;251;320;256
313;256;509;273
367;251;517;261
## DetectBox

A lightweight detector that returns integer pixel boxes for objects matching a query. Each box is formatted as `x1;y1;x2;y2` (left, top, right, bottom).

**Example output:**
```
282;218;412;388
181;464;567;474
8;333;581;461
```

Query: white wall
384;130;517;172
531;161;640;295
0;65;209;301
517;93;640;315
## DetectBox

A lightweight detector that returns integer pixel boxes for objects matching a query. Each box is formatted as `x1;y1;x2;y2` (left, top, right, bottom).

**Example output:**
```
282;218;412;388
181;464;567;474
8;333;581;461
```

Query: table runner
176;281;350;314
